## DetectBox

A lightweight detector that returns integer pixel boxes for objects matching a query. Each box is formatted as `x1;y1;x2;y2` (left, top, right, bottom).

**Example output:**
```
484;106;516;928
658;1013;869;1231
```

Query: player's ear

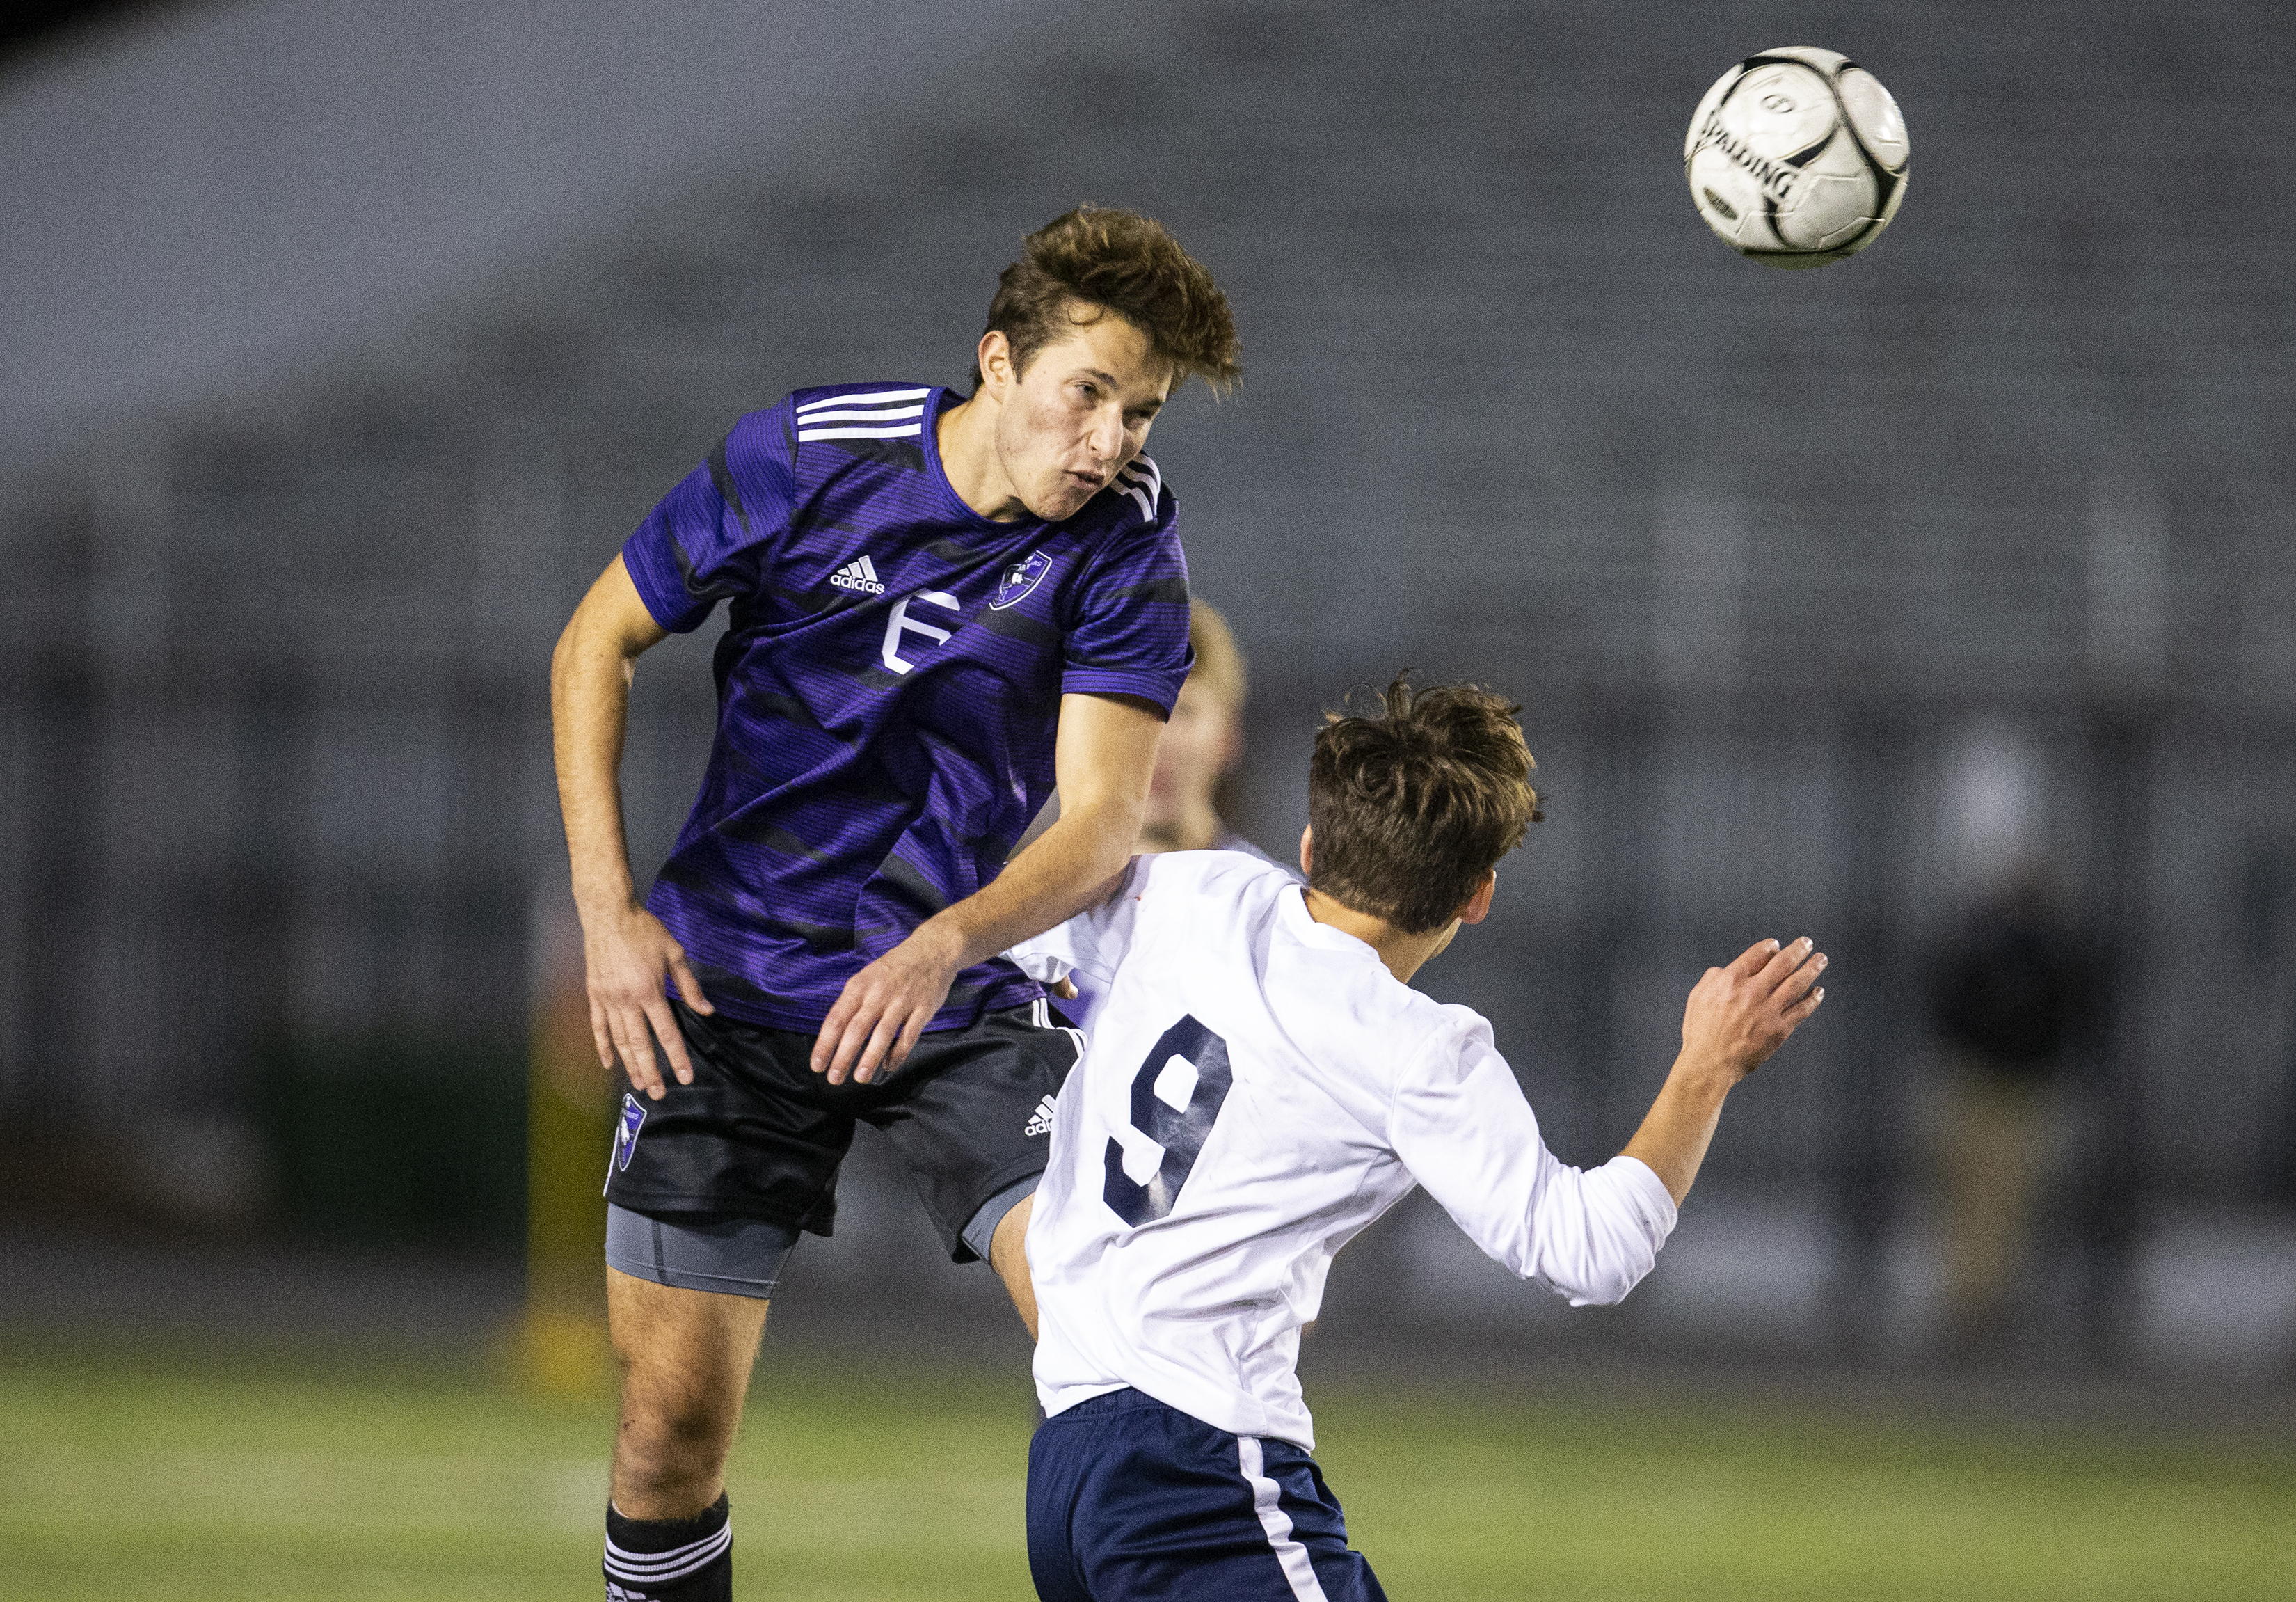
1456;869;1497;926
1298;825;1314;878
978;330;1014;398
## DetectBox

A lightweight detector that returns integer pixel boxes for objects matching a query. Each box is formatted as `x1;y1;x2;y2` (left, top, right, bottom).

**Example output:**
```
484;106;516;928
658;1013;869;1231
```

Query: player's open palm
583;902;712;1100
1681;937;1827;1085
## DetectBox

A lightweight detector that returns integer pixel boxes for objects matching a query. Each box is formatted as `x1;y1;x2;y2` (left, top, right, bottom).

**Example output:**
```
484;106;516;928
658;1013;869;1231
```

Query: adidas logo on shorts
1024;1094;1058;1138
829;554;885;594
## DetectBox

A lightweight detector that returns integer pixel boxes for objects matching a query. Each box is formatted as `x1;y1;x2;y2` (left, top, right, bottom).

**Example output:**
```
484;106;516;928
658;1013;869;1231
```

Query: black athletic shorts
604;996;1082;1262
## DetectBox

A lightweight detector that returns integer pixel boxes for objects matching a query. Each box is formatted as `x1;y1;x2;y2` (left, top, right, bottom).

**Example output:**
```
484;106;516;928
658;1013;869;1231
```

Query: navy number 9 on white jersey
1103;1015;1231;1227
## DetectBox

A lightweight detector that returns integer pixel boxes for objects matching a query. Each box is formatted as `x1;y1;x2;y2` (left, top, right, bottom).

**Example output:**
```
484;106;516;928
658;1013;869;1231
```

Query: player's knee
614;1386;740;1507
630;1379;738;1448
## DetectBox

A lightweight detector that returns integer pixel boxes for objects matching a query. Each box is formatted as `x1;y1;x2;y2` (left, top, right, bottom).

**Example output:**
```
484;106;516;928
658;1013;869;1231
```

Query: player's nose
1084;409;1123;462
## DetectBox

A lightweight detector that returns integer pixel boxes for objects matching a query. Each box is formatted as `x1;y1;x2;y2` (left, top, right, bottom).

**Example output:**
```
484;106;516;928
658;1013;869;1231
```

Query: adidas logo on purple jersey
830;554;886;594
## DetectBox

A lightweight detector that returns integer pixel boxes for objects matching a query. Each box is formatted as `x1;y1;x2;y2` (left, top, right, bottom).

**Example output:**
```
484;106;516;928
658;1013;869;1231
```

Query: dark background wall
3;1;2293;1361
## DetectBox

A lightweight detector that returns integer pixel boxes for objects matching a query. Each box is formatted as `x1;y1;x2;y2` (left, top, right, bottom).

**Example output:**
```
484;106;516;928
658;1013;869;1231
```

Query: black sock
603;1493;732;1601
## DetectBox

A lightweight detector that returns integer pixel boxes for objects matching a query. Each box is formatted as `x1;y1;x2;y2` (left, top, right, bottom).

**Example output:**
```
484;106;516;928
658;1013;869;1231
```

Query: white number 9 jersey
1022;851;1677;1450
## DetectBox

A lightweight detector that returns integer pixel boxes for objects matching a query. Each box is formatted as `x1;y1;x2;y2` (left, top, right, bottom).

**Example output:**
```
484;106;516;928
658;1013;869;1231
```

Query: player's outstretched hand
813;923;965;1086
582;902;712;1101
1680;936;1827;1085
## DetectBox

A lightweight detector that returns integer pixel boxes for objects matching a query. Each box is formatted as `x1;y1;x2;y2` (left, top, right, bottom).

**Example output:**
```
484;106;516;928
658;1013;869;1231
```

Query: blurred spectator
1925;860;2102;1352
1138;598;1272;861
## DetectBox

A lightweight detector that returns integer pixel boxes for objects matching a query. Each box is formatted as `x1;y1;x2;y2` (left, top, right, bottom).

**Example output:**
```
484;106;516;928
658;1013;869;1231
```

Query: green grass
2;1345;2291;1600
1318;1382;2296;1601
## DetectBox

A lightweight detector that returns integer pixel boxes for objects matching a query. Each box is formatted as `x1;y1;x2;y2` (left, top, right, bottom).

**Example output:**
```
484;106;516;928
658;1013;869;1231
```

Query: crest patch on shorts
612;1093;647;1175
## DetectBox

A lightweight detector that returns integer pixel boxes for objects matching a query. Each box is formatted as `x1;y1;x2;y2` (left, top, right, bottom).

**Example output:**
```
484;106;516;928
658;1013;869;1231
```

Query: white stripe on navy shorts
1026;1388;1387;1601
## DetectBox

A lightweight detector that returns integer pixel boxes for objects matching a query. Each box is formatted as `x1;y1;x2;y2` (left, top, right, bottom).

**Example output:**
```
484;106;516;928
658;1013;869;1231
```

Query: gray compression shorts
605;1176;1038;1301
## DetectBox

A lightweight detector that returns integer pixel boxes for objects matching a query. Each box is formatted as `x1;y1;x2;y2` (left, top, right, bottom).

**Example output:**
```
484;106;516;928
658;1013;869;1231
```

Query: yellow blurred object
512;887;618;1396
510;1298;616;1395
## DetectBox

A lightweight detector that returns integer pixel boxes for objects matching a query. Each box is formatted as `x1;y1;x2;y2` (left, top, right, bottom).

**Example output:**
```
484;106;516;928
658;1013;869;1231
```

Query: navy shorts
1027;1388;1387;1602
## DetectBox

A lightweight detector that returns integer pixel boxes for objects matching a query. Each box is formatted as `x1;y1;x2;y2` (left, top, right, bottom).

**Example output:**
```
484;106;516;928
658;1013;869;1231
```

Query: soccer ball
1684;47;1908;269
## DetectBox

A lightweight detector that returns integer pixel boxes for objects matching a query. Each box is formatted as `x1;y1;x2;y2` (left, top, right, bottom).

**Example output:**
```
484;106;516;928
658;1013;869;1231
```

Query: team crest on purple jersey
612;1094;647;1174
992;550;1053;610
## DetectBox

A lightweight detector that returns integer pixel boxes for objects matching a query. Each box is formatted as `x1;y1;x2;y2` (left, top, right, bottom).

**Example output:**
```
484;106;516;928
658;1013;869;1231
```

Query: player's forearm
1618;1054;1736;1207
915;797;1140;971
550;619;643;916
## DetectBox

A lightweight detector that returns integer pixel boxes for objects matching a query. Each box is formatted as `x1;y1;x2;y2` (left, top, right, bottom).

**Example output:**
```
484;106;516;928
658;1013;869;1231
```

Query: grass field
3;1343;2292;1601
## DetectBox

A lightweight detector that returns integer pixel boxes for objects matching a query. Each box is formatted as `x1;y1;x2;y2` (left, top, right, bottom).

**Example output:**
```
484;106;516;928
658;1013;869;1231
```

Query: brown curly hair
1307;676;1544;934
973;206;1241;395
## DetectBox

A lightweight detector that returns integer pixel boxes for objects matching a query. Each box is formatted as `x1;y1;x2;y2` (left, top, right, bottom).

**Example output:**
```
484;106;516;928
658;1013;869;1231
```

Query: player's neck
937;392;1030;523
1300;889;1457;985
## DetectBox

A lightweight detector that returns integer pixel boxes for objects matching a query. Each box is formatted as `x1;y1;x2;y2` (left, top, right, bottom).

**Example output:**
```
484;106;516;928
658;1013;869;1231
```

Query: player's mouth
1065;469;1107;495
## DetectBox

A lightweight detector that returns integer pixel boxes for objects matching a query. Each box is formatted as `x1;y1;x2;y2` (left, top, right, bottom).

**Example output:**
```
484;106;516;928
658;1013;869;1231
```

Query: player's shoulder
1116;850;1294;963
1135;846;1291;905
1263;894;1485;1070
783;380;934;425
772;381;937;475
1073;452;1176;539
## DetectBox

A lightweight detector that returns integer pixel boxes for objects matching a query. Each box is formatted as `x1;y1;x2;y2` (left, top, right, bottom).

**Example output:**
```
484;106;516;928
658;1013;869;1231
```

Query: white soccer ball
1684;47;1909;269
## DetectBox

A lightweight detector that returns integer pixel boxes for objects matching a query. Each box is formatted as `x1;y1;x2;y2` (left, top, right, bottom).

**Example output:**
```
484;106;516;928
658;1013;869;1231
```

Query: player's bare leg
990;1193;1039;1340
607;1268;770;1518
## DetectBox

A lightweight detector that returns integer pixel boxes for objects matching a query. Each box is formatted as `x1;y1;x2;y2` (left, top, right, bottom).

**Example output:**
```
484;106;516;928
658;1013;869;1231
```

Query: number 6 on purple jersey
1103;1015;1232;1227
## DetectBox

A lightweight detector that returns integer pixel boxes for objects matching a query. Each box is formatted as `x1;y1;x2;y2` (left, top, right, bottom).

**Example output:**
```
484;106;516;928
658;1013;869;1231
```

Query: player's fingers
812;993;859;1076
1728;938;1781;978
1755;937;1815;991
589;1000;618;1072
824;1006;877;1086
884;1006;932;1078
644;996;696;1086
850;1011;905;1086
669;954;715;1017
612;1011;664;1100
1787;985;1826;1025
1775;949;1827;1004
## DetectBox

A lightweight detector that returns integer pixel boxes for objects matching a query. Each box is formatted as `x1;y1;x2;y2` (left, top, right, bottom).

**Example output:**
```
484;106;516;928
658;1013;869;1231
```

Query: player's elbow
1058;794;1148;873
1558;1246;1655;1308
550;614;583;688
1524;1173;1667;1307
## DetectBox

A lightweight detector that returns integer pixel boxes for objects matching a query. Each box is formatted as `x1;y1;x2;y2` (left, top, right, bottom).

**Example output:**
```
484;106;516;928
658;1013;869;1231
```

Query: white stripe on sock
1238;1437;1330;1602
603;1521;733;1583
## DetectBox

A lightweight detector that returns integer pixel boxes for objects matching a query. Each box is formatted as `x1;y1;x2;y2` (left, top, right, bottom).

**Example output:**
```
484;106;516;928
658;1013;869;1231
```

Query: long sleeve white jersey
1025;850;1679;1450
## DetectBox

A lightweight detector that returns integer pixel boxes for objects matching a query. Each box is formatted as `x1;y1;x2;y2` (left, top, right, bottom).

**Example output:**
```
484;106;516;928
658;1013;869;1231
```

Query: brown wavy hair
1307;676;1543;934
973;206;1241;395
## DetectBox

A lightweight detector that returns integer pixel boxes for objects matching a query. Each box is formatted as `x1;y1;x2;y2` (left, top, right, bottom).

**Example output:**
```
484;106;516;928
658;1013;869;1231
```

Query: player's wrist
1667;1049;1741;1099
902;914;971;973
573;887;650;936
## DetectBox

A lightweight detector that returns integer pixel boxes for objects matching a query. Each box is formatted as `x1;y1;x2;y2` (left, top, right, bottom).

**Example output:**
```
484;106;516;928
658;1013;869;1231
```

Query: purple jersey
620;383;1192;1033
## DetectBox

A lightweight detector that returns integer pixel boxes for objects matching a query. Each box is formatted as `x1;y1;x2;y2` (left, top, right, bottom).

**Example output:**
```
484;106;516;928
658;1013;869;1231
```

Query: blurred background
4;2;2293;1598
